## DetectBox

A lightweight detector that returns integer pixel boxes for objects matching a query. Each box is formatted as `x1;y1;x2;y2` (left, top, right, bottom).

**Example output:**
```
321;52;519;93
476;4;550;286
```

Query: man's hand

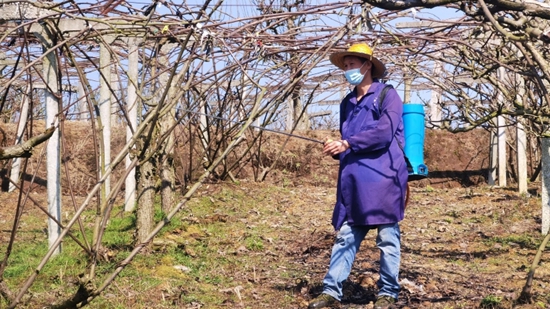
323;139;350;156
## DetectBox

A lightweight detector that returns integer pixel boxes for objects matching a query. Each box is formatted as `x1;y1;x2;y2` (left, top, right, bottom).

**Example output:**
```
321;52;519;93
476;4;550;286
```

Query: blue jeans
322;222;401;301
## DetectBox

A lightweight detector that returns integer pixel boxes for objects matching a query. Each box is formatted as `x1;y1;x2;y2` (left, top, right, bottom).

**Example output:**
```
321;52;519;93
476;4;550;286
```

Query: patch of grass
4;240;48;279
479;294;502;308
3;239;93;306
488;234;537;249
464;216;487;224
108;213;136;231
4;236;91;292
447;257;466;266
244;235;264;251
103;213;135;248
446;210;460;218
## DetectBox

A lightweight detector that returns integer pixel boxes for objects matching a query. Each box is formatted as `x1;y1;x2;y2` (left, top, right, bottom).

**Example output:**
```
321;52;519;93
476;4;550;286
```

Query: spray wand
181;109;326;144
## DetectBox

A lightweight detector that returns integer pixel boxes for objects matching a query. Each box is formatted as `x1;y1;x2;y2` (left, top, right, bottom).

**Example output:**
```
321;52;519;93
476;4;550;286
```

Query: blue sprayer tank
403;104;428;181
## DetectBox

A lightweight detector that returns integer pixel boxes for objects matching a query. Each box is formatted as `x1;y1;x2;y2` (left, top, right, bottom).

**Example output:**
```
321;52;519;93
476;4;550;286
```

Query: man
309;42;408;309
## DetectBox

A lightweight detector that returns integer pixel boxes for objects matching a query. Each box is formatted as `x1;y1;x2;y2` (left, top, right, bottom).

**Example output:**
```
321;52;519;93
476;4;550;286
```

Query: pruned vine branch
0;127;56;160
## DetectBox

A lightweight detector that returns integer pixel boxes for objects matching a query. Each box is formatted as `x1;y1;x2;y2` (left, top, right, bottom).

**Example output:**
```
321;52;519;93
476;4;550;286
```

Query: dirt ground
0;123;549;308
197;181;548;309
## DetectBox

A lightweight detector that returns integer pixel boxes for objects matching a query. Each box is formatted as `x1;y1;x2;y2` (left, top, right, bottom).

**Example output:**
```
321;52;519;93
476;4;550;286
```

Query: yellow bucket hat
329;43;386;78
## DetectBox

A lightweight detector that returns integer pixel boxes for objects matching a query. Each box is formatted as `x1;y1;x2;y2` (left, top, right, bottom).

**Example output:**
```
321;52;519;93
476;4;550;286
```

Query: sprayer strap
377;84;414;175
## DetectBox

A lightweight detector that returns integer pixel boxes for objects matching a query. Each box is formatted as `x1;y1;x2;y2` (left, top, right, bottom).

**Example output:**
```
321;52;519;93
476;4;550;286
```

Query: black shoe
374;295;396;309
308;293;340;308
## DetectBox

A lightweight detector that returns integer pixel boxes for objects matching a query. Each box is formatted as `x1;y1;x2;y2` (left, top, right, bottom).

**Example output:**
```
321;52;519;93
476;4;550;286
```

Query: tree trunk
136;158;156;245
158;43;176;213
160;150;175;214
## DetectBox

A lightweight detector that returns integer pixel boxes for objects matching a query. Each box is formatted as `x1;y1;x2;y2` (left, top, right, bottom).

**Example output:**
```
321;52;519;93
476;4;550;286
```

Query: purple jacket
332;82;408;230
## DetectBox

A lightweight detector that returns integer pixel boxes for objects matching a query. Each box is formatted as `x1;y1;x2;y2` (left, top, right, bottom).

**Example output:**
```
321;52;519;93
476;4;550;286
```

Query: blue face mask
344;63;367;85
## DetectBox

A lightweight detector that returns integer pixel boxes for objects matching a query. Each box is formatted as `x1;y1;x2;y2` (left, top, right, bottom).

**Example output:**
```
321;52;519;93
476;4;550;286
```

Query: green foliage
154;206;166;222
487;234;537;249
244;235;264;251
103;214;135;248
4;241;48;279
480;295;502;308
446;210;460;218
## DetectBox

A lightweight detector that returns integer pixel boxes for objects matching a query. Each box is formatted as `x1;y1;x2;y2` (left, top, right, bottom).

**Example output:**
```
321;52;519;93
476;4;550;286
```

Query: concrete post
512;49;528;194
489;131;497;186
31;22;62;254
286;99;293;131
77;82;88;120
125;38;139;212
497;115;507;187
99;38;115;197
496;67;507;187
541;138;550;235
199;102;209;160
404;77;411;104
111;67;120;125
9;85;31;192
42;38;62;255
517;118;528;194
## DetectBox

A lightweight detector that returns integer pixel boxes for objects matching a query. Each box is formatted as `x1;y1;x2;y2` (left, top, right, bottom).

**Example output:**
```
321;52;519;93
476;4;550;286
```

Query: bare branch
0;126;55;160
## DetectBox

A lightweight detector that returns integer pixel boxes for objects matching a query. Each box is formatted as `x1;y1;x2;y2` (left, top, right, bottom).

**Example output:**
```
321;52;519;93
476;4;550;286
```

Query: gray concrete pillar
541;138;550;235
125;37;139;212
